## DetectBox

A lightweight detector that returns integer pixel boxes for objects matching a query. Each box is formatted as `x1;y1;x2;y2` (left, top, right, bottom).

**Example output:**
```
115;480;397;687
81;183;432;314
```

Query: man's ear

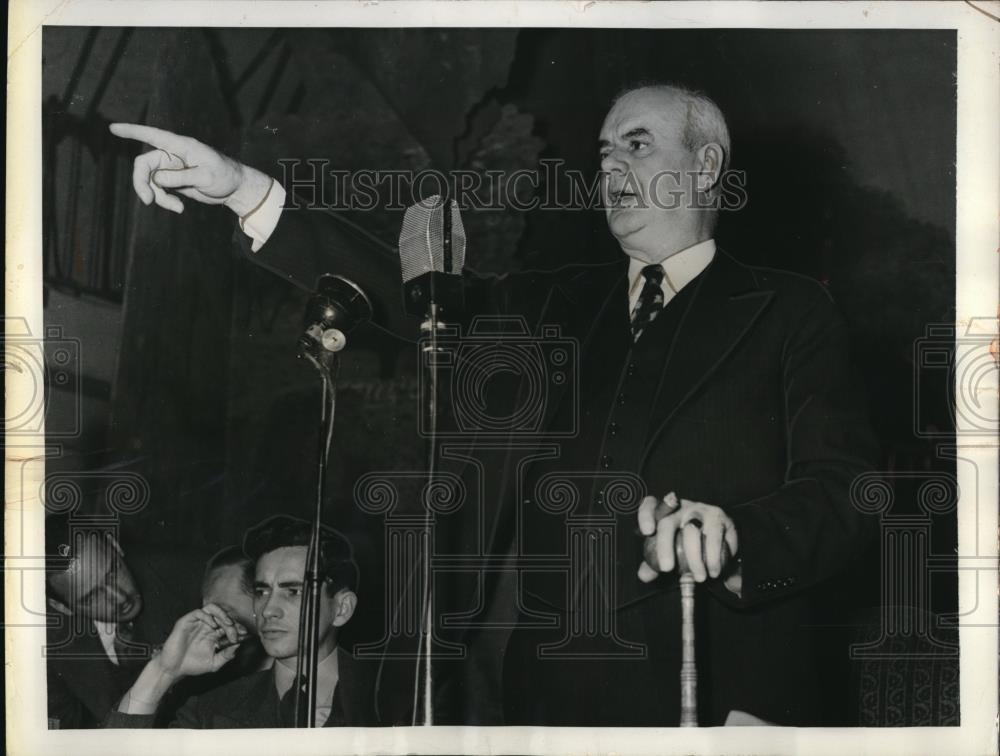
695;142;725;193
47;596;73;616
331;589;357;628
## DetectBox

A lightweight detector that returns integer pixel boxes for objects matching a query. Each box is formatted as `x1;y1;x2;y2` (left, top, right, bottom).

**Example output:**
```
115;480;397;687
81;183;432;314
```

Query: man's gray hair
613;82;732;174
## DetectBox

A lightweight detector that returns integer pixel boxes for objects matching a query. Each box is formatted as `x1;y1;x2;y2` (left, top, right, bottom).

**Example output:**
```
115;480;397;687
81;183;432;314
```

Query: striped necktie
630;263;665;341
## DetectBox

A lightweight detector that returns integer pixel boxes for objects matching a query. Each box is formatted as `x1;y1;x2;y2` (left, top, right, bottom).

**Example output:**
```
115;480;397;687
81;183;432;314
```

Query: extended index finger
109;123;191;154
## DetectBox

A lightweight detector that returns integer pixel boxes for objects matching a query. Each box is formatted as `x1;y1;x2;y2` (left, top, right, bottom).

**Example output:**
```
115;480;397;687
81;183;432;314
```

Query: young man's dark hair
43;511;84;602
45;513;79;604
242;515;359;595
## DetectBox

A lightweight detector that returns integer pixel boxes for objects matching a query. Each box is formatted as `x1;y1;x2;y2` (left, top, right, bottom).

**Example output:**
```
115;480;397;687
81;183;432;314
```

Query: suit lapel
537;259;630;432
640;251;774;465
217;670;279;728
213;653;369;728
326;647;370;726
50;621;130;720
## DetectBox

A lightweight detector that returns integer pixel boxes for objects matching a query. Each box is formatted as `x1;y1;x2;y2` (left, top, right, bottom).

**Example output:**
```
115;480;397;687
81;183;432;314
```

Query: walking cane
679;571;698;727
675;529;732;728
681;572;698;727
675;534;698;727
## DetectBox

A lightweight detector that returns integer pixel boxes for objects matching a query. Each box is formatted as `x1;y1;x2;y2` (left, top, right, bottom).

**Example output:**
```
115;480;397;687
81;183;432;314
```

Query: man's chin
607;210;645;243
260;636;295;659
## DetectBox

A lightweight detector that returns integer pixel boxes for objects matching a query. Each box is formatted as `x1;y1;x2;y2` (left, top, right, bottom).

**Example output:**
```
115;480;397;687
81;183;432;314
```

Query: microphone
299;274;373;359
398;195;466;317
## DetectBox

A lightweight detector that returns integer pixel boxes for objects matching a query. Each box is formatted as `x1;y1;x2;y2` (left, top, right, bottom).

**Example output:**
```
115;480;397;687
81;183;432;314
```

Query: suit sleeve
232;194;419;341
166;695;207;728
720;285;879;608
103;709;156;728
103;694;205;728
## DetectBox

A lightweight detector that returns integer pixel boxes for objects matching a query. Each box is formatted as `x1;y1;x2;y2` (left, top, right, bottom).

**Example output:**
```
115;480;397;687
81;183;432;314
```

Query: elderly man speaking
110;82;876;726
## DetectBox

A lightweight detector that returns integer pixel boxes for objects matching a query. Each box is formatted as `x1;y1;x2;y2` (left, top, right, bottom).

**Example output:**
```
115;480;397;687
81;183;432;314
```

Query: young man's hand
156;602;247;679
118;603;247;715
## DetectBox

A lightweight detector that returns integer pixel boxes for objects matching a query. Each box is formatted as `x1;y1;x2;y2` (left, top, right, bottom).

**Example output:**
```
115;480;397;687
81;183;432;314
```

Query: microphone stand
295;359;337;728
414;301;443;726
294;276;372;728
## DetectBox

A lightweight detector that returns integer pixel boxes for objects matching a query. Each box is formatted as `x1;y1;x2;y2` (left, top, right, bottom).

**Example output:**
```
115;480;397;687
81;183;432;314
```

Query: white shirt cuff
724;561;743;598
238;179;286;252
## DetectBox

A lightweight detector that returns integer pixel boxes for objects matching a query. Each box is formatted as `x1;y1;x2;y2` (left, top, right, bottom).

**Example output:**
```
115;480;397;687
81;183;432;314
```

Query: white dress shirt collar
93;620;119;665
627;239;716;313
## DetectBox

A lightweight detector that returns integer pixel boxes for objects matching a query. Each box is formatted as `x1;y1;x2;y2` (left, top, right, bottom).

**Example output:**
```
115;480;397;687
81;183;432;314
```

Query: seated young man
106;515;376;727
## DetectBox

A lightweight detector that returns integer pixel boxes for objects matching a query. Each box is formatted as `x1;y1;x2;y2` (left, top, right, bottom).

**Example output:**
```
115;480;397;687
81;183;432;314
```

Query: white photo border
7;2;998;754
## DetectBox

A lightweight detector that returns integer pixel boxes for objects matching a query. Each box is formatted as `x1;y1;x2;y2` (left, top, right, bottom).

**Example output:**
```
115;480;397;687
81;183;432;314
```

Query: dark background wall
41;27;959;722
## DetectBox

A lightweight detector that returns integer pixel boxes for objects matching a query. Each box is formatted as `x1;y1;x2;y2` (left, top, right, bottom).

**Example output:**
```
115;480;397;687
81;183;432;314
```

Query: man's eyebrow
251;579;306;589
622;127;652;140
598;127;652;151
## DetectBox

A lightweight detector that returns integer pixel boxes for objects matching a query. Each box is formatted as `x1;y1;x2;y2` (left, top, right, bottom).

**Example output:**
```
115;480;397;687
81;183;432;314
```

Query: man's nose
601;149;627;175
260;594;282;619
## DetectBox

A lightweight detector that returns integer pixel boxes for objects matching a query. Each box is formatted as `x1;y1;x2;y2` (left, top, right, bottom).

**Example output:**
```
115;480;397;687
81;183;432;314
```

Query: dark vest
520;268;704;617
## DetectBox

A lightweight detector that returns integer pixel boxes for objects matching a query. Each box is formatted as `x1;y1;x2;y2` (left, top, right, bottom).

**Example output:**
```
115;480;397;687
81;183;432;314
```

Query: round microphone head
303;275;373;335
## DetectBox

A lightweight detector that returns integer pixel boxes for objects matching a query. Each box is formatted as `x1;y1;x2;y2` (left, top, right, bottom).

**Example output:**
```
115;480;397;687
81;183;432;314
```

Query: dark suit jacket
46;618;148;728
496;249;878;725
236;198;878;725
104;647;378;728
